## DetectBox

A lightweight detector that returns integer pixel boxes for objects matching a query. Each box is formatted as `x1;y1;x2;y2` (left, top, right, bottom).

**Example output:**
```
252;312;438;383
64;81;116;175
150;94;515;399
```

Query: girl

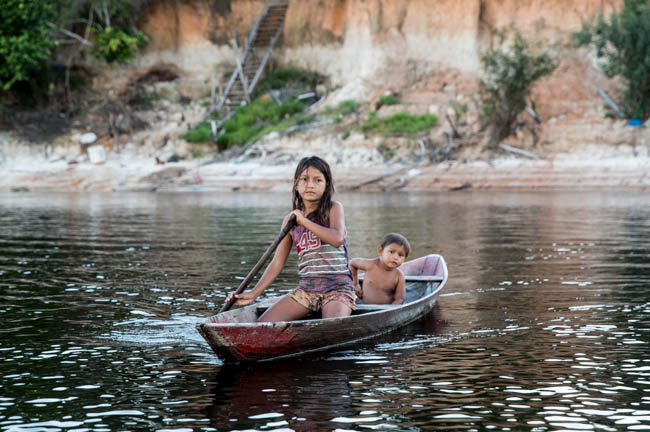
227;156;356;321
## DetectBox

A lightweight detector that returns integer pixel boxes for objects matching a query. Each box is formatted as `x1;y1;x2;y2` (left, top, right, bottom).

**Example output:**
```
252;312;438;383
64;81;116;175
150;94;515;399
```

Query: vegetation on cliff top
1;0;148;105
0;0;57;91
574;0;650;120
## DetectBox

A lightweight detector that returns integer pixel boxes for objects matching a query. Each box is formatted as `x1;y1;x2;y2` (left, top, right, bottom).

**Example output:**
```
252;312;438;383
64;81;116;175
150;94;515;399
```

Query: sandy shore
2;146;649;193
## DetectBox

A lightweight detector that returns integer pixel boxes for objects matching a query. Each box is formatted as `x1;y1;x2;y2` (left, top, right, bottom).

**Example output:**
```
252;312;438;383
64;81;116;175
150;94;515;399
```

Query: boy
349;233;410;305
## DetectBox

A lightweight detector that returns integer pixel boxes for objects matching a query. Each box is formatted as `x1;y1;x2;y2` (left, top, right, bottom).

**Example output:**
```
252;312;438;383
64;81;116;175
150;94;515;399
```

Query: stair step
216;1;287;114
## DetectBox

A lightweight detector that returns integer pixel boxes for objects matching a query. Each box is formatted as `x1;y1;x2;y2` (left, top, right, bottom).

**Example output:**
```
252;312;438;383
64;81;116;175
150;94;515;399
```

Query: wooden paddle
219;215;297;313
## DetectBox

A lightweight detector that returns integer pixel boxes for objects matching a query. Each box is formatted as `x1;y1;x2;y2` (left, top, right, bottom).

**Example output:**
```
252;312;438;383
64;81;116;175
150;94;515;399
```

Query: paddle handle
219;215;297;313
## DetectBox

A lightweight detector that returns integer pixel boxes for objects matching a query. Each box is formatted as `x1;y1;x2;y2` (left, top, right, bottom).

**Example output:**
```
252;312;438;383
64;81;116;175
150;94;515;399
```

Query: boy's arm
349;258;362;298
392;270;406;305
349;258;373;299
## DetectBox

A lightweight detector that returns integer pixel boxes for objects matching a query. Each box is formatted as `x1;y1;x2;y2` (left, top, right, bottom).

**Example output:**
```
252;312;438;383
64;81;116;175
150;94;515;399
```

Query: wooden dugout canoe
196;254;448;363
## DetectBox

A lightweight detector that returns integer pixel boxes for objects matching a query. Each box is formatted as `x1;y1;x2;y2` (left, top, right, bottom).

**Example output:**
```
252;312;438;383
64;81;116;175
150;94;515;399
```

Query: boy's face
378;243;408;269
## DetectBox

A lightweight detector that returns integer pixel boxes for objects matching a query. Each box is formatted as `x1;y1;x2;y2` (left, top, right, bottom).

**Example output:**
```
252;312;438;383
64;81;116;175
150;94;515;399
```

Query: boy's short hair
381;233;411;257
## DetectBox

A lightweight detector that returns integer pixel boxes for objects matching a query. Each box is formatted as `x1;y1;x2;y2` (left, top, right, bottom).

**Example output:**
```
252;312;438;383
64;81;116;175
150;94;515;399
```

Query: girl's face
296;167;327;202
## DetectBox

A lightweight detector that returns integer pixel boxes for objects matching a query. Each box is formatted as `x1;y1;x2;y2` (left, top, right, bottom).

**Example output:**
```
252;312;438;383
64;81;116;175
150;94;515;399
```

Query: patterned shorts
289;287;356;312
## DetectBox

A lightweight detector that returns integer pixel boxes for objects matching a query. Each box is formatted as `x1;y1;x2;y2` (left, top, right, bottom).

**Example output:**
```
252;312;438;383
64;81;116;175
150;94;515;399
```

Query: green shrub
376;94;399;109
361;112;438;136
92;26;148;64
184;67;324;149
219;98;306;148
252;66;324;99
183;124;213;143
337;100;358;115
574;0;650;120
183;98;310;149
480;31;556;147
0;0;57;90
322;99;358;120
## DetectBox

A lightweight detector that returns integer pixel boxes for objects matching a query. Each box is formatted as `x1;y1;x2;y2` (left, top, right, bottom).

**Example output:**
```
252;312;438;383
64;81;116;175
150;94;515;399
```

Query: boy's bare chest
365;269;397;291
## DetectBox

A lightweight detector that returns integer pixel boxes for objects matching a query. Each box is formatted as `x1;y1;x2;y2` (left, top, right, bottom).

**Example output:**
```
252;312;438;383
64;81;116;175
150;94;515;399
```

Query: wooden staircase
217;0;290;113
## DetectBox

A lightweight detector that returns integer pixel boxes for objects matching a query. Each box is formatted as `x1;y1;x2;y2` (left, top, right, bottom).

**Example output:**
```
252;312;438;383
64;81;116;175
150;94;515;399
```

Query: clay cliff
127;0;639;157
137;0;620;87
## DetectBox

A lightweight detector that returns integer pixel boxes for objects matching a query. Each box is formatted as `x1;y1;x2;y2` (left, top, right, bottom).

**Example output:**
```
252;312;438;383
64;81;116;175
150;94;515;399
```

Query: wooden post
597;87;626;118
232;30;250;104
210;71;217;113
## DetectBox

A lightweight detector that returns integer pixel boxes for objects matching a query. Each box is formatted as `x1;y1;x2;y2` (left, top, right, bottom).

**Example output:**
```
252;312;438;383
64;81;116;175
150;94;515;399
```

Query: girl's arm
291;201;346;247
392;270;406;305
228;226;293;306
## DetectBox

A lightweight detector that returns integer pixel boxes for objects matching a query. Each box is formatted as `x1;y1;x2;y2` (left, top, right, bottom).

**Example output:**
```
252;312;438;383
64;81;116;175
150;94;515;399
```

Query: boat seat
255;306;321;319
353;303;400;314
256;303;399;318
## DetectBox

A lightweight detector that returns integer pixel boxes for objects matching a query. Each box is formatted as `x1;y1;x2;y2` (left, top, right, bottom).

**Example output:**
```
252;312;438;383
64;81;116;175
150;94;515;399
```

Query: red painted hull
196;254;448;362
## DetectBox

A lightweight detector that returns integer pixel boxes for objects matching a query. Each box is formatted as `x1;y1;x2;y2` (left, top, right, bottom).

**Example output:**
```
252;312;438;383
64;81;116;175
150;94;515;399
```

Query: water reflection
1;191;649;431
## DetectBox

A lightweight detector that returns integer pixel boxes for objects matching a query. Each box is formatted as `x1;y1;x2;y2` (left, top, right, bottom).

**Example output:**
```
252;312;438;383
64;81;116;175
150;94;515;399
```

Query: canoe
196;254;448;362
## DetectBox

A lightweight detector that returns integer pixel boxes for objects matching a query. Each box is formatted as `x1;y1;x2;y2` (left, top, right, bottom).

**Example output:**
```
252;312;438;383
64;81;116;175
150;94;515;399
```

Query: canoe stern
197;321;298;362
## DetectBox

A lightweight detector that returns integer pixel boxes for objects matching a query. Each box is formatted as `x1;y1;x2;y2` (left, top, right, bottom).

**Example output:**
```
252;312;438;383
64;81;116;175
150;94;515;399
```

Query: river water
1;191;649;432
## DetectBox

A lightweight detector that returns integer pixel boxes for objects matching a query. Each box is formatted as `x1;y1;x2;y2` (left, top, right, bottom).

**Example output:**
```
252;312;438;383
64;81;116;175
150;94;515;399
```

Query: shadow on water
202;306;450;431
207;360;357;431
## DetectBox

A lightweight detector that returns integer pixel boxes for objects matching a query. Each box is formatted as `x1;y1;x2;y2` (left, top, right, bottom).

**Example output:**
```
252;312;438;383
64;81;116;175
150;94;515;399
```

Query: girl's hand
289;209;306;226
226;291;258;307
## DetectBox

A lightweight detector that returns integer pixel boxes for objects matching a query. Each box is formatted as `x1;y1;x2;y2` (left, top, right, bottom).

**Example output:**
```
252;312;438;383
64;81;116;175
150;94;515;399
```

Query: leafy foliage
183;98;310;149
479;31;556;147
251;67;324;99
336;100;359;116
1;0;150;104
321;99;358;122
376;94;400;109
361;112;438;136
92;27;148;64
0;0;57;90
574;0;650;119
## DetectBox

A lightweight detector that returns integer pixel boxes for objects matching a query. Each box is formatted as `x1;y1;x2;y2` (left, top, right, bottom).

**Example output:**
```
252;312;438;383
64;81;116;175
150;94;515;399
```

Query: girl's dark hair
381;233;411;257
292;156;334;225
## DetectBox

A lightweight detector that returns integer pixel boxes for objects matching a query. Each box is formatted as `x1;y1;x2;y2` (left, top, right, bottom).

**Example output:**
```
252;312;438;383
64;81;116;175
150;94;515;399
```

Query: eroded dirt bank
2;0;648;193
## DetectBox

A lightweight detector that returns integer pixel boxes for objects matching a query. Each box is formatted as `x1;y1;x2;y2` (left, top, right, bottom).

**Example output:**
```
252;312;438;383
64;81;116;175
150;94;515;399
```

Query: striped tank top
290;222;354;294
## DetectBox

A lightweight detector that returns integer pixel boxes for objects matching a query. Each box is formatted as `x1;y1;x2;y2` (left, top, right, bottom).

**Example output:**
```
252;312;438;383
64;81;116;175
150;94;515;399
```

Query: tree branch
47;22;93;46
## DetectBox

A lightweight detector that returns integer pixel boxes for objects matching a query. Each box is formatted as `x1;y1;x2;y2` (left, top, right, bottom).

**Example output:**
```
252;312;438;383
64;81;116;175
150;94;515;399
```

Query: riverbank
2;142;648;193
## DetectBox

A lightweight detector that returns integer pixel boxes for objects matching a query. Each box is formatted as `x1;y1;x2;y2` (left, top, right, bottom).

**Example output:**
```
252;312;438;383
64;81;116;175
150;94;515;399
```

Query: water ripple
1;191;649;431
